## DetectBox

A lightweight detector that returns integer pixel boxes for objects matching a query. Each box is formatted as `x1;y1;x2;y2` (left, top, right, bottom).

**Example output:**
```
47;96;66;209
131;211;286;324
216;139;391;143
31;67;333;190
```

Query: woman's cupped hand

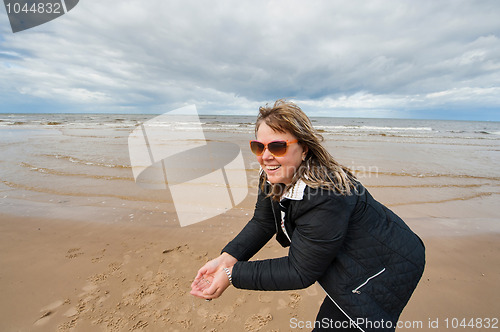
190;252;237;300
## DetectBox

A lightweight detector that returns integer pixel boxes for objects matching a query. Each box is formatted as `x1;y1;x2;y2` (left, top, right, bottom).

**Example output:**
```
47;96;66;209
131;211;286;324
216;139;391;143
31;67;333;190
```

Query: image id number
444;318;498;329
5;2;62;14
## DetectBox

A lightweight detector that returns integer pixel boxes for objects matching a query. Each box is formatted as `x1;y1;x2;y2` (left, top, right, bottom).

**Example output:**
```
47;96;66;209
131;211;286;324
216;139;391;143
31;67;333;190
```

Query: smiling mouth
266;165;281;171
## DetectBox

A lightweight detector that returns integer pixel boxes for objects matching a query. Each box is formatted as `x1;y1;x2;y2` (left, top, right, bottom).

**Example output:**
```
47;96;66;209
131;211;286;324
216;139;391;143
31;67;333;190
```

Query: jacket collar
282;178;307;201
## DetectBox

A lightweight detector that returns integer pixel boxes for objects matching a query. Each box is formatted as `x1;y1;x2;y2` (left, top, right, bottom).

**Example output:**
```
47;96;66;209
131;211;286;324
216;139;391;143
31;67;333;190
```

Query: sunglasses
249;139;298;157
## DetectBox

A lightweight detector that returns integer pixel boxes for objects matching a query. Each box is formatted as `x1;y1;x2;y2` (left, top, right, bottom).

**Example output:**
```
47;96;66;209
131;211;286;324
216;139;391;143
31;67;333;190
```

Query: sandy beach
1;114;499;331
1;211;499;331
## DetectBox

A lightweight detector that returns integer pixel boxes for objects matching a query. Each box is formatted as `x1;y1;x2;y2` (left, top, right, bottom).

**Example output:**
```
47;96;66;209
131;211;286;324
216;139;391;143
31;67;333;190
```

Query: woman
191;100;425;331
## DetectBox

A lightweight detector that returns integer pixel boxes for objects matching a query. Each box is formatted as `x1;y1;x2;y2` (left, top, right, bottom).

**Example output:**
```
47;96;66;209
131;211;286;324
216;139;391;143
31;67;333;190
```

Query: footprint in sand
66;248;84;259
277;292;301;310
244;313;273;331
58;242;201;331
232;294;248;309
131;320;149;329
161;245;186;264
176;318;192;329
288;293;301;309
58;317;78;331
91;248;106;263
209;313;228;323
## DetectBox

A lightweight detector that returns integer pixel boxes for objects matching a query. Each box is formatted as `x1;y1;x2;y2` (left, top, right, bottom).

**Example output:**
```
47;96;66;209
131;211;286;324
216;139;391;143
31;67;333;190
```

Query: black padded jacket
222;181;425;332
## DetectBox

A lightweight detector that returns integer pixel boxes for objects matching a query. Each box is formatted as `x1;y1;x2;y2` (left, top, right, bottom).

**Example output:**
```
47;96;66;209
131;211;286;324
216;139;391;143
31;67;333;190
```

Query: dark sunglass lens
268;141;288;156
250;141;265;155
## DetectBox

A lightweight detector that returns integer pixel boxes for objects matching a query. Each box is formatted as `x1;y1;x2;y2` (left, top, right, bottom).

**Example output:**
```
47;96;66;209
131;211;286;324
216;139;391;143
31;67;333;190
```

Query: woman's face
255;122;308;185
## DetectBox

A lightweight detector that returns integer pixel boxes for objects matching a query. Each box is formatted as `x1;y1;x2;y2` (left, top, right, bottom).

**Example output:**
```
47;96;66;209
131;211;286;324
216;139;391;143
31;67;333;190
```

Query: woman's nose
261;147;274;160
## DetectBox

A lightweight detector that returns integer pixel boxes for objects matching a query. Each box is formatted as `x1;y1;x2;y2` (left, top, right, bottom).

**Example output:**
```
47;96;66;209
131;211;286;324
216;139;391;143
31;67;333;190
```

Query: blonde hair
256;99;356;200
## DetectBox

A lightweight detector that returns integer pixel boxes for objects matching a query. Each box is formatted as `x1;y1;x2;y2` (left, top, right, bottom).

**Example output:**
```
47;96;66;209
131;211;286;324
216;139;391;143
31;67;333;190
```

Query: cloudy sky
1;0;499;120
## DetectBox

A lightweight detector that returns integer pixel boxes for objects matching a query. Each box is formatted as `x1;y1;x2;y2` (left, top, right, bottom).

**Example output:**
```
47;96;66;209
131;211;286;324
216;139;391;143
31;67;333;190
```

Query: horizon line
0;111;499;123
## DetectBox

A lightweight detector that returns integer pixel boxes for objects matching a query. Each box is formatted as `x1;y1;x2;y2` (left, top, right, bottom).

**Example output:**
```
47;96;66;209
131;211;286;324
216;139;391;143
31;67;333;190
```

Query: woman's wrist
220;252;237;267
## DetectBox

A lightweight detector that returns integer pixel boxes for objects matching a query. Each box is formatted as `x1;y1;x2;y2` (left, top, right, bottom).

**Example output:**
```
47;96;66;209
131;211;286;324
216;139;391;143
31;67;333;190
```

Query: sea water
0;113;499;229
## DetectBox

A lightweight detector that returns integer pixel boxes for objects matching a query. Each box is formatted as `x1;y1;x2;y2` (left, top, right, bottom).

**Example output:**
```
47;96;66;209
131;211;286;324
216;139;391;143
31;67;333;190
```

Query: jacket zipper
270;200;281;236
318;283;364;332
352;268;386;294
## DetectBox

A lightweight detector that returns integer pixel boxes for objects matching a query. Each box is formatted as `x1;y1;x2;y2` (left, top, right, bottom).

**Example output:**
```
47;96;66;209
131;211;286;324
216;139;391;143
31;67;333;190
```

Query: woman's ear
301;145;309;161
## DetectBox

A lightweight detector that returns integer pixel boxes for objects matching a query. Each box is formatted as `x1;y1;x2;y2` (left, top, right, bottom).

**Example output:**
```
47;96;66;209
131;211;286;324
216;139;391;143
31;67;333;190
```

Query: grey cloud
0;0;499;118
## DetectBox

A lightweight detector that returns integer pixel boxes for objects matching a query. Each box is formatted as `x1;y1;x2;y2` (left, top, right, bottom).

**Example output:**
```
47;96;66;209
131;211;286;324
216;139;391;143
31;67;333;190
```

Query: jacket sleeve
221;187;277;261
231;190;356;290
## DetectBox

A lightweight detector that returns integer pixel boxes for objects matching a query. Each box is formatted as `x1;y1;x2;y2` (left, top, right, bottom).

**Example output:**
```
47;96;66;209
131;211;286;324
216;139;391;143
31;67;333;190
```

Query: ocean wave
476;130;500;135
391;192;497;206
316;125;433;131
0;179;167;203
20;162;133;180
40;154;130;169
369;170;500;181
1;114;498;142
